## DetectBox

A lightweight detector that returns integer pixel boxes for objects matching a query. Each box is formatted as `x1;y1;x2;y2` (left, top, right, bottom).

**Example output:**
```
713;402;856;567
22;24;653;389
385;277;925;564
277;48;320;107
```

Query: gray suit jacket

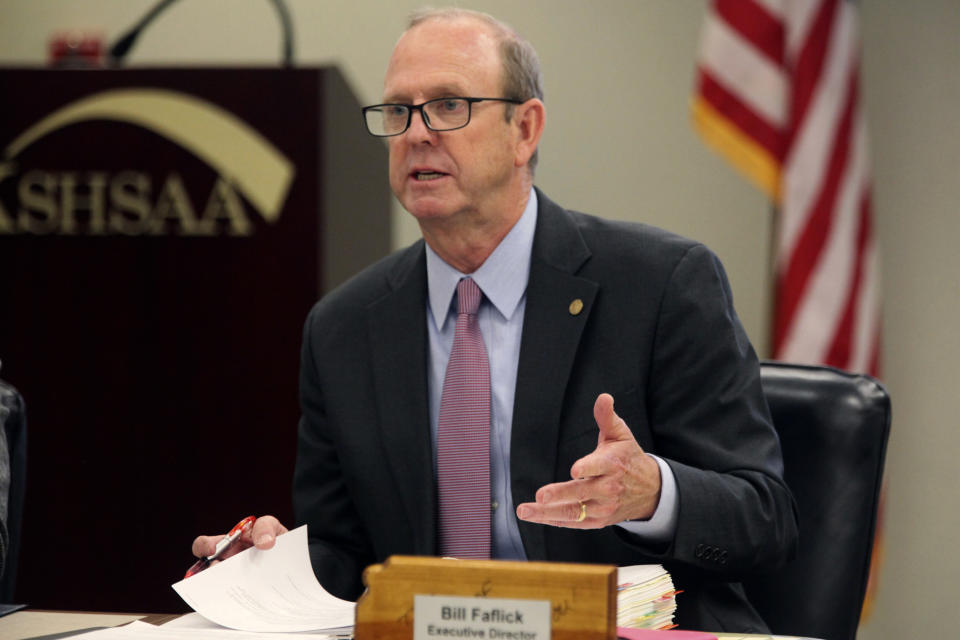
292;189;798;632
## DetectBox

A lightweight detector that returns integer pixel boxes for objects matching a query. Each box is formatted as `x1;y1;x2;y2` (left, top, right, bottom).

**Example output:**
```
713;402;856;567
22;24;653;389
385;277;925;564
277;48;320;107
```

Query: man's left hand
516;393;661;528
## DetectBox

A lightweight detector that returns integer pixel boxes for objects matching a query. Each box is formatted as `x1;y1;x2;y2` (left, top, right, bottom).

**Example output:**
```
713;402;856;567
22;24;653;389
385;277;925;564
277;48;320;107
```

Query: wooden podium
0;66;390;612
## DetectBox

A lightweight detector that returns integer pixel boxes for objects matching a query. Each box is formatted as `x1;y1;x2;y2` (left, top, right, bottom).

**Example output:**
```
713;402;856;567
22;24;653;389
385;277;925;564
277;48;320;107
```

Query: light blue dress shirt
425;188;677;559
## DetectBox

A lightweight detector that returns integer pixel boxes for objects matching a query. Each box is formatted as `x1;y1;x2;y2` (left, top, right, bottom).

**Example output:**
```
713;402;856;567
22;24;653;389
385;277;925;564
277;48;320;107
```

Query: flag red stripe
697;68;785;161
785;0;838;150
715;0;785;65
774;65;859;354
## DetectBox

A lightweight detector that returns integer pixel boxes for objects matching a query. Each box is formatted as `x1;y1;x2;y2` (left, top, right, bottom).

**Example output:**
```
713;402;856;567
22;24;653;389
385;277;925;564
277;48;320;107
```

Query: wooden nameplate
354;555;616;640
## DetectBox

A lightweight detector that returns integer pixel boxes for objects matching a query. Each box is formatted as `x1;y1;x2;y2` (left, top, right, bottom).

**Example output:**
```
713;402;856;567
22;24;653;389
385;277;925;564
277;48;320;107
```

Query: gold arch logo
1;87;296;235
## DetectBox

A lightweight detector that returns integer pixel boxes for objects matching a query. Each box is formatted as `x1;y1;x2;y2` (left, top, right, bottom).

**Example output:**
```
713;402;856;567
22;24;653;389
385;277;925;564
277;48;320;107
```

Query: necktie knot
456;277;482;316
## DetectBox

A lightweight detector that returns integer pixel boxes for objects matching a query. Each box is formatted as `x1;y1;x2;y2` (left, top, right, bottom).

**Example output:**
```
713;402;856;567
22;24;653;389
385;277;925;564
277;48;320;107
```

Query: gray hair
407;7;544;172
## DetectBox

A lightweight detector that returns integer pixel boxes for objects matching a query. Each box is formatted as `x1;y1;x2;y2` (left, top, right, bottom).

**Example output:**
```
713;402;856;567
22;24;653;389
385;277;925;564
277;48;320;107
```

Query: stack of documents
616;564;678;630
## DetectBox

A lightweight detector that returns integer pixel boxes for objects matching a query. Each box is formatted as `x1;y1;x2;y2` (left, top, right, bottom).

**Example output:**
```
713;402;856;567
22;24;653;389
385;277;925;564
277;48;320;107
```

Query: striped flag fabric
691;0;881;376
691;0;884;620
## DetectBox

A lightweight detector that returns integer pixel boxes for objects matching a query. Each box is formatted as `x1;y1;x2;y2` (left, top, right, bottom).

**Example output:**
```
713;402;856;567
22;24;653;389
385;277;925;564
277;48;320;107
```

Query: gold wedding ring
576;501;587;522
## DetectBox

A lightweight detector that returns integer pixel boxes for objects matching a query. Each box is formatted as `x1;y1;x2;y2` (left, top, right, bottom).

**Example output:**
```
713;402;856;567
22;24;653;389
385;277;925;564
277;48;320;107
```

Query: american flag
692;0;881;377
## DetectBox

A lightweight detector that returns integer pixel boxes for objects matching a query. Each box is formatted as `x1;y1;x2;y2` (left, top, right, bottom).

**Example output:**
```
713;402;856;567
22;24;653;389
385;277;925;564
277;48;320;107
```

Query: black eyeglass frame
361;97;525;137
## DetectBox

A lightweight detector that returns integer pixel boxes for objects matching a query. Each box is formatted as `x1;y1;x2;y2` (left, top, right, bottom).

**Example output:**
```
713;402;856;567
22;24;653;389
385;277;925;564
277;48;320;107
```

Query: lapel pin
568;299;584;316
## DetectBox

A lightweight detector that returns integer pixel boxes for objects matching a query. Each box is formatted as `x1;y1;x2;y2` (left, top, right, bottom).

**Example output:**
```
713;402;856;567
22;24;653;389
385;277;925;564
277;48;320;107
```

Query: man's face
383;19;521;224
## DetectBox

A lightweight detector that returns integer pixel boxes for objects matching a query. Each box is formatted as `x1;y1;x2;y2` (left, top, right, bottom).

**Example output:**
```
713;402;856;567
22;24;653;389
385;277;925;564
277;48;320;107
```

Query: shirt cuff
615;455;677;543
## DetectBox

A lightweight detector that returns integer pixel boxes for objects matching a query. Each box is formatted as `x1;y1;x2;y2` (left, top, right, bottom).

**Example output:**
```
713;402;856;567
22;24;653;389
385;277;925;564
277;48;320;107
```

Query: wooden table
0;610;181;640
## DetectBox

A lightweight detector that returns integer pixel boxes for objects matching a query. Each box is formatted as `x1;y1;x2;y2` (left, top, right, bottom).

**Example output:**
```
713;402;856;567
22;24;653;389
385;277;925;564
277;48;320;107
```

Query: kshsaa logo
0;88;295;236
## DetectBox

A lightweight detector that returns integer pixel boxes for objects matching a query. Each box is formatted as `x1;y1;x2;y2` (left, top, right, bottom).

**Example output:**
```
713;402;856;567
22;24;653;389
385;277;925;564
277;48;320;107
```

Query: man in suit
193;8;797;632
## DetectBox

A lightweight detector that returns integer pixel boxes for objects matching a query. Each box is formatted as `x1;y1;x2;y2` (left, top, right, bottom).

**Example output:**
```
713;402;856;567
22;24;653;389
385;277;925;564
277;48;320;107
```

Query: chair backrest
0;378;27;603
743;362;891;640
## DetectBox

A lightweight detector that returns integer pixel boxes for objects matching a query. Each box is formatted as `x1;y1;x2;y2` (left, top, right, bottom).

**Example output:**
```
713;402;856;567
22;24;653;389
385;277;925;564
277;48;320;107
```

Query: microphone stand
108;0;295;67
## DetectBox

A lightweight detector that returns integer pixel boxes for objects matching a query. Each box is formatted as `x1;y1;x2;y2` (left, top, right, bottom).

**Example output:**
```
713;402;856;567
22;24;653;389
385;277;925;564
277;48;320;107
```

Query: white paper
616;563;668;587
171;525;354;633
67;620;348;639
161;612;345;635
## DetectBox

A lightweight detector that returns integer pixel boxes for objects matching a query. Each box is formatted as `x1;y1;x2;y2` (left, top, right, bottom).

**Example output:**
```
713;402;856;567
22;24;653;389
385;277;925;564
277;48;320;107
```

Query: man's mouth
413;171;446;181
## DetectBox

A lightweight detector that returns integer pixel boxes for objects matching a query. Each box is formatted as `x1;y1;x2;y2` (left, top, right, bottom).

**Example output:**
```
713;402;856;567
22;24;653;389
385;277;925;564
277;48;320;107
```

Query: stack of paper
616;564;678;630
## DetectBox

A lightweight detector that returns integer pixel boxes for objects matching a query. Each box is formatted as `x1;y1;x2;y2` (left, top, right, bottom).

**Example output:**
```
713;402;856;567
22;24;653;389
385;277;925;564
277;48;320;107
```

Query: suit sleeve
639;243;798;577
292;304;376;601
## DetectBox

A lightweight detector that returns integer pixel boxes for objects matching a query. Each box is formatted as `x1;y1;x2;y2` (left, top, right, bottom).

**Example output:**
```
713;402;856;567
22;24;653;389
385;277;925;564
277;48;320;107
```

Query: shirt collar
426;188;538;330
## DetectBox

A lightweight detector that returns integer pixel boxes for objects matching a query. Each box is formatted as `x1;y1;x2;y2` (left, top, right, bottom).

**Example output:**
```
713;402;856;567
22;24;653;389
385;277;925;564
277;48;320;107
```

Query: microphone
108;0;295;67
108;0;179;66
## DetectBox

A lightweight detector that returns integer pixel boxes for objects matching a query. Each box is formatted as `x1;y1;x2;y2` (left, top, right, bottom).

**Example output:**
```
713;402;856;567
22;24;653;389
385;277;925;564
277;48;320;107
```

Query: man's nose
404;107;436;141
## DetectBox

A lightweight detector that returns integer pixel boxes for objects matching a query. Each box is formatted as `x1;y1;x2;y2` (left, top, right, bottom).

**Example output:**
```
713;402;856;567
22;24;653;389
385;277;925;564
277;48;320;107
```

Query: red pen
184;516;256;578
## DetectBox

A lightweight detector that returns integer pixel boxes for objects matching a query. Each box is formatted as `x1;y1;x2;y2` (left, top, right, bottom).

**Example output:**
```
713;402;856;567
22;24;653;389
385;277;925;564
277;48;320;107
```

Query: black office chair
743;361;891;640
0;377;27;603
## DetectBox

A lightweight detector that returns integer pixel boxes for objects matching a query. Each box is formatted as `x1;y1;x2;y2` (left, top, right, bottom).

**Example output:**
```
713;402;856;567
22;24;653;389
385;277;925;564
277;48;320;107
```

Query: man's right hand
191;515;289;563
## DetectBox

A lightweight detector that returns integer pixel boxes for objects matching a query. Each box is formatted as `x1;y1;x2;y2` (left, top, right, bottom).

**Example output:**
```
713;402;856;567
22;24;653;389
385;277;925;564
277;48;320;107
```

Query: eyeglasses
361;97;524;137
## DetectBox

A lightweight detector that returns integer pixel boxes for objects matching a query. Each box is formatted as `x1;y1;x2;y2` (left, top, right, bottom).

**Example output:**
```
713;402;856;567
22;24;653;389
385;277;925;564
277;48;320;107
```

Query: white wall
859;1;960;634
1;1;957;637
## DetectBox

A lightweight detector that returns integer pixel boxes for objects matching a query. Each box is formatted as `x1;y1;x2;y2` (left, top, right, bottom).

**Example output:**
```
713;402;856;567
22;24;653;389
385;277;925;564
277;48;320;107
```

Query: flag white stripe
779;0;858;265
698;14;789;128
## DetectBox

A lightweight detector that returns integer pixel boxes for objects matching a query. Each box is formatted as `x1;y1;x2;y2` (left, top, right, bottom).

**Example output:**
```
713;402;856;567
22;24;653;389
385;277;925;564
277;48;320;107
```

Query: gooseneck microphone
108;0;295;67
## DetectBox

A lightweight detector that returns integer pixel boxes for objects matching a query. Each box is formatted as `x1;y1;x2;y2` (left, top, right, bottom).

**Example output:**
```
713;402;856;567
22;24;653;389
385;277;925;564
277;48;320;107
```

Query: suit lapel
512;191;598;560
367;243;437;555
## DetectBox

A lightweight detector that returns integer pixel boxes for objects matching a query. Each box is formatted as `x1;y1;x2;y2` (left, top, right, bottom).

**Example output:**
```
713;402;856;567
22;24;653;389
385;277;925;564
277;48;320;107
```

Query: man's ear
512;98;545;168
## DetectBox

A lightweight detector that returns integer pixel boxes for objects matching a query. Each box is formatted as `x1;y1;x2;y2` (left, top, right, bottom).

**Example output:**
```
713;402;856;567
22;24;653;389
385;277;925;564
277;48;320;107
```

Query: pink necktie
436;277;491;558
